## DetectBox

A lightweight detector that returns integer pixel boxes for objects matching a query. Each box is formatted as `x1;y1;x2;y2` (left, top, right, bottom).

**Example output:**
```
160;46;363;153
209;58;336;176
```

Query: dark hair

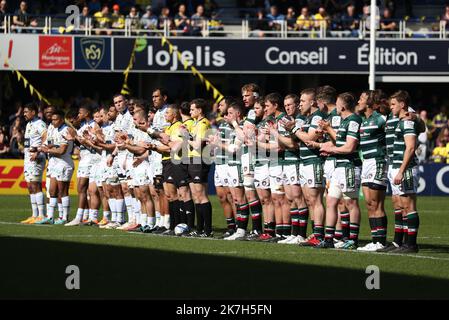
190;98;209;115
24;102;38;113
265;92;284;111
337;92;357;112
180;101;190;116
300;88;316;99
316;85;337;104
227;100;245;115
390;90;411;106
284;94;300;105
153;87;169;99
79;104;92;115
53;109;66;119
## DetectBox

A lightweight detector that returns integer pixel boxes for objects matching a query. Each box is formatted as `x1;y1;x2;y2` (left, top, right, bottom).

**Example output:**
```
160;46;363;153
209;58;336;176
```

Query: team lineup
20;84;424;253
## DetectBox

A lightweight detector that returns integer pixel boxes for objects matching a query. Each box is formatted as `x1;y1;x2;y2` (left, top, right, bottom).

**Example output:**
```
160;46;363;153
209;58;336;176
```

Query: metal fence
1;15;447;39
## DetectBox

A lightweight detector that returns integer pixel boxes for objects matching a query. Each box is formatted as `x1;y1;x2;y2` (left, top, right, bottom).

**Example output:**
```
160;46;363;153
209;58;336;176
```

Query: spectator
431;127;449;164
380;8;397;34
266;5;285;32
0;126;9;158
12;1;38;33
436;125;449;147
314;6;330;30
208;11;224;36
8;101;23;125
111;4;125;32
417;110;429;163
250;8;269;37
141;5;158;33
441;5;449;30
126;6;141;30
420;109;436;148
9;126;24;159
158;6;173;31
0;0;8;27
433;106;448;139
93;5;111;35
339;3;360;37
295;6;314;34
286;6;296;31
9;116;23;139
78;6;90;31
174;3;190;35
191;5;206;36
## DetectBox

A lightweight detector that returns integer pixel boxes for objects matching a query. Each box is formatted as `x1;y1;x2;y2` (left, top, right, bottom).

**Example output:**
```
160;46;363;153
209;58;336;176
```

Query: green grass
1;195;449;299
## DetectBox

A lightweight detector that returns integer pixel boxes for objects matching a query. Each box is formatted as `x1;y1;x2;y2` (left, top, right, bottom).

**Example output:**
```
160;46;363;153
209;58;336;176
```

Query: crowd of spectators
1;1;449;38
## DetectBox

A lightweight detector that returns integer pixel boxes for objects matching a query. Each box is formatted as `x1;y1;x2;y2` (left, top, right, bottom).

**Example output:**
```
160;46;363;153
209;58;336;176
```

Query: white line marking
429;55;436;60
338;55;346;59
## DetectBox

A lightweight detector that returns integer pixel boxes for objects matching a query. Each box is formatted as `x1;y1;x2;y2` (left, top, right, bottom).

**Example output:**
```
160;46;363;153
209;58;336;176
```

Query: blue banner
75;37;111;70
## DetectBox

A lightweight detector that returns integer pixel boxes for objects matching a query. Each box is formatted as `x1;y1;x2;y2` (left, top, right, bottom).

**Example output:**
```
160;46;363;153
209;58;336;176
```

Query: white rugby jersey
77;119;97;159
101;121;115;160
24;117;46;162
53;124;74;166
132;128;152;161
152;105;170;132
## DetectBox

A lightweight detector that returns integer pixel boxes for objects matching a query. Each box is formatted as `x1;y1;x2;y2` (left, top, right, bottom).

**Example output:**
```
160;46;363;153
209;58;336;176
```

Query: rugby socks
282;222;291;237
298;207;309;238
163;213;171;229
393;209;404;245
340;211;350;239
179;202;186;224
58;202;63;219
155;211;162;227
61;196;70;221
236;203;250;230
76;208;84;221
200;202;213;235
110;200;117;222
264;222;276;236
124;196;134;223
140;213;148;226
313;224;324;241
290;207;300;236
406;211;420;246
83;208;89;221
403;215;409;244
48;197;57;219
275;223;282;237
369;218;378;243
35;192;45;217
115;198;125;223
89;209;98;221
147;216;156;228
30;194;38;218
334;229;343;241
349;223;360;244
226;217;236;231
133;198;141;224
184;200;195;229
168;201;180;230
376;216;387;246
324;226;335;243
248;200;263;232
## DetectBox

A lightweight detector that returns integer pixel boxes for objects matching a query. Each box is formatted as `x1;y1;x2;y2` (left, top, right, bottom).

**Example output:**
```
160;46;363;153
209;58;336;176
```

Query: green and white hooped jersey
281;114;300;165
227;120;244;166
241;108;257;156
385;112;400;163
323;108;341;162
392;118;418;169
215;120;233;165
254;116;273;167
335;113;362;168
268;112;287;166
299;109;326;165
359;111;386;160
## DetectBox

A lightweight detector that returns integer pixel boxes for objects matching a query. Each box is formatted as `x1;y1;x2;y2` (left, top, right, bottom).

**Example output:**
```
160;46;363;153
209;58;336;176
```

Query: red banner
39;36;73;70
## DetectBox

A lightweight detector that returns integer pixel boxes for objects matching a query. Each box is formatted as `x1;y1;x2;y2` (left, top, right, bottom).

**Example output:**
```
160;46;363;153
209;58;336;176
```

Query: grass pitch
1;195;449;299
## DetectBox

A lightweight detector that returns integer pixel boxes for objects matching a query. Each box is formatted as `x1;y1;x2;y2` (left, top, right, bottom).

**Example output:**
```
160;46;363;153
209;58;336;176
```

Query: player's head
133;110;149;130
78;104;92;121
336;92;357;115
316;85;337;112
241;83;261;108
227;100;244;122
107;104;118;122
218;96;236;117
152;87;169;109
147;105;157;124
113;94;127;113
133;99;147;114
179;101;191;118
23;102;38;121
253;97;265;119
44;105;56;122
190;98;208;120
390;90;410;116
165;104;181;123
93;107;103;126
299;88;316;114
284;94;300;117
51;109;66;128
264;92;284;116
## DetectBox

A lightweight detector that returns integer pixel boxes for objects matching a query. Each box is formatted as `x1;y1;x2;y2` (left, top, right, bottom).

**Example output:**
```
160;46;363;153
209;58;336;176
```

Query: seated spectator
111;4;125;32
441;5;449;29
314;6;330;30
126;6;141;31
208;11;224;36
295;6;314;33
380;8;397;34
141;6;158;33
158;6;174;32
433;106;448;139
191;5;206;36
431;141;449;164
78;6;90;31
339;3;360;37
420;109;436;147
417;112;429;163
286;7;296;31
250;8;269;38
0;0;9;28
94;5;111;35
266;5;285;32
9;126;24;159
0;126;9;158
174;3;190;35
12;1;38;33
436;126;449;147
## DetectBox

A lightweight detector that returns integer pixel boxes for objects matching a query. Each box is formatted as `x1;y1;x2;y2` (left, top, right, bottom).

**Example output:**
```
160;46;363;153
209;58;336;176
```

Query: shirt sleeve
347;120;361;140
310;115;323;130
403;120;417;136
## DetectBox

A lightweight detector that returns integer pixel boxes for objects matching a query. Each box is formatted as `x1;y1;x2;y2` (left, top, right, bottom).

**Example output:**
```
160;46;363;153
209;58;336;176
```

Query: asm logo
80;38;105;69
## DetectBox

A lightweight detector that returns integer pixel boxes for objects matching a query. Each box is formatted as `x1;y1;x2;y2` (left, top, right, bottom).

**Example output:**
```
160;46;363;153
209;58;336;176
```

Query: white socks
35;192;45;217
76;208;84;221
124;196;134;223
48;197;57;219
30;194;38;217
61;196;70;220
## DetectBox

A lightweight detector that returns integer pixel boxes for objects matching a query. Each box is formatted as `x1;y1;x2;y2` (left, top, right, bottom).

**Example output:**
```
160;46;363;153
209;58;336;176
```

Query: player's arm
320;136;358;155
270;128;297;149
124;141;147;156
394;123;417;185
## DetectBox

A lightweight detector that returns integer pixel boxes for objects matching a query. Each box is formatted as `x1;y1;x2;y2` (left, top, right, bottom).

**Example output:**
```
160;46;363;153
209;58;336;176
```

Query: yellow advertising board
0;159;78;195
